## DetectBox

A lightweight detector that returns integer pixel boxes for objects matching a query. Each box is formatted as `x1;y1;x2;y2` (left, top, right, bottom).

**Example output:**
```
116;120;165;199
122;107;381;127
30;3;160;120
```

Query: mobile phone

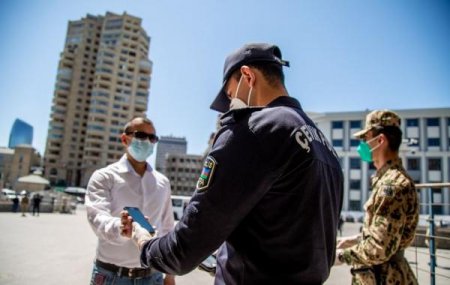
198;254;217;274
123;206;156;234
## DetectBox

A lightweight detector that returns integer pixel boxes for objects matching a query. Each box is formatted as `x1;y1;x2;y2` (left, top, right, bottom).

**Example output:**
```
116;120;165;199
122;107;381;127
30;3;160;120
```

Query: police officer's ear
240;65;256;87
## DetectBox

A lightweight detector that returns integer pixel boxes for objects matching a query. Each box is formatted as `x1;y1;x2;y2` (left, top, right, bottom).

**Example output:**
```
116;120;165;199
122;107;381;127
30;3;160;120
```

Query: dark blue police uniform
140;96;344;284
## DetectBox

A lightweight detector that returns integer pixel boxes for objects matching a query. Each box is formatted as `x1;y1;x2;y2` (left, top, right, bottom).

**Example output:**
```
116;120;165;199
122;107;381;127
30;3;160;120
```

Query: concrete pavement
0;205;448;284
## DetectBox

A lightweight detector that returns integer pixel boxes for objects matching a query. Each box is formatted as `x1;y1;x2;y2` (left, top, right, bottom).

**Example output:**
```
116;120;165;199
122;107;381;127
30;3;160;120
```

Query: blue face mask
127;138;154;162
357;136;380;162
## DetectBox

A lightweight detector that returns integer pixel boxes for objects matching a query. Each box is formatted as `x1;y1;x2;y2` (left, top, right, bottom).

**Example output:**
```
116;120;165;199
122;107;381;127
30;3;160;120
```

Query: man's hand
334;249;344;266
336;234;360;249
120;210;133;238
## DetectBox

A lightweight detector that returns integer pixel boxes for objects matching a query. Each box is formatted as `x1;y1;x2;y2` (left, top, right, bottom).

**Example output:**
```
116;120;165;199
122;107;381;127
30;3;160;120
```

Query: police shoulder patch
196;156;217;192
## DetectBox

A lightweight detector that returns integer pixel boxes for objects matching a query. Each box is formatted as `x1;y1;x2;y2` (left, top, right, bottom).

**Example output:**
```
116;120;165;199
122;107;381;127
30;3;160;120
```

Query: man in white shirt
86;117;175;285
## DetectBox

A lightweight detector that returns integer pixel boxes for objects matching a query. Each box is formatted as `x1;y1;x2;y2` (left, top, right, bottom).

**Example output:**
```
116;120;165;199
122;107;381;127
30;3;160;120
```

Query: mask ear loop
233;75;244;99
367;135;382;152
247;86;253;106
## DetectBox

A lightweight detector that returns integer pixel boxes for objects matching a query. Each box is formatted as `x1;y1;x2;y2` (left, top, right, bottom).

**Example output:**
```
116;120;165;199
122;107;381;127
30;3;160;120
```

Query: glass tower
8;119;33;148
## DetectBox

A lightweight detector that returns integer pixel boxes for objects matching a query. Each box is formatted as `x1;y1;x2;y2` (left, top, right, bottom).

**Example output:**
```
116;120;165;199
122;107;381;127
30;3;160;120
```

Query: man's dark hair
231;62;285;88
123;117;153;133
372;126;402;152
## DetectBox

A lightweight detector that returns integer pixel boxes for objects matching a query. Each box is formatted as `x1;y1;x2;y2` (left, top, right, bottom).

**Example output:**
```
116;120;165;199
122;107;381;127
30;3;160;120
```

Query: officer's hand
336;234;360;249
132;221;155;250
334;249;344;266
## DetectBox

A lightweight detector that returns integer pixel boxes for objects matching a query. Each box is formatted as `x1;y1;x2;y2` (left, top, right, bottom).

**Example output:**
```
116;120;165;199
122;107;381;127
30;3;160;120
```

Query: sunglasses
125;131;159;143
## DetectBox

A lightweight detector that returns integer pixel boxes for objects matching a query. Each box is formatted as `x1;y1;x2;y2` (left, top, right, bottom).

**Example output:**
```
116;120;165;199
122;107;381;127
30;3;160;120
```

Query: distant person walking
21;194;29;217
338;216;344;237
32;194;42;216
12;195;19;213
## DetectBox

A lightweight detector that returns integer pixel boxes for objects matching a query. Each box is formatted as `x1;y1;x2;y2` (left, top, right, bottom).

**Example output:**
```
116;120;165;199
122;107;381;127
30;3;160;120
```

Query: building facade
309;107;450;215
0;147;14;189
0;145;41;189
8;119;33;149
155;136;187;174
164;153;203;196
44;12;152;187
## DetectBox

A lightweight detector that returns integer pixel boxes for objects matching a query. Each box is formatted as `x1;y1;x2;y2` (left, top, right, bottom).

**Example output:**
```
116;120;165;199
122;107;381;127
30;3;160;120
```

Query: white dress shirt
86;155;174;268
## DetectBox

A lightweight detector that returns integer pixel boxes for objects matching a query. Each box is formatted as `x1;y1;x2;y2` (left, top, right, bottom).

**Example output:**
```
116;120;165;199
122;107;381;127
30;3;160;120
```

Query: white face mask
127;138;154;162
229;75;253;110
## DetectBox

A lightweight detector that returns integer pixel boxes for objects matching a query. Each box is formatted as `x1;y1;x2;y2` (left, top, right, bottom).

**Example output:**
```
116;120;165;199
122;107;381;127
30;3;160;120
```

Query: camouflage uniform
342;110;419;285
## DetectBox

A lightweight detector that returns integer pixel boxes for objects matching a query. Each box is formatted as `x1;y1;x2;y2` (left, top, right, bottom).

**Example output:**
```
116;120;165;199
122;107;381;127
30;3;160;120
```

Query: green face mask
357;136;380;162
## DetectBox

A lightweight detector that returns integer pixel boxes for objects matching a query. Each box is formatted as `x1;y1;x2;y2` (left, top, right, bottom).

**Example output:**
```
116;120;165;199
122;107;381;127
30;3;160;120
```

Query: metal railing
408;183;450;285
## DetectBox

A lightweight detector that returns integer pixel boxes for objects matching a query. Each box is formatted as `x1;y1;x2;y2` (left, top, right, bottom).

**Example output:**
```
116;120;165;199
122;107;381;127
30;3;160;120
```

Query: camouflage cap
353;109;401;138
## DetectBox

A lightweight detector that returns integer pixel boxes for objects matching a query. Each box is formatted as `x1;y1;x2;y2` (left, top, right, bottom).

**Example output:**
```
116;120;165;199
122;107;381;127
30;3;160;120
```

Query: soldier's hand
336;234;360;249
334;249;344;266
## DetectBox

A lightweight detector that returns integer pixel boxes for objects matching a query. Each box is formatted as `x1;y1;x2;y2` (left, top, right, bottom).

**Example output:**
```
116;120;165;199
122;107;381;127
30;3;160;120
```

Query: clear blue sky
0;0;449;157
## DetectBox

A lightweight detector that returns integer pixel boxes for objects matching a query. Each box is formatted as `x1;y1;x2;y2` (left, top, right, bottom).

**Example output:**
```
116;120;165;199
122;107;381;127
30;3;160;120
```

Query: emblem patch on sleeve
196;156;217;191
381;185;395;197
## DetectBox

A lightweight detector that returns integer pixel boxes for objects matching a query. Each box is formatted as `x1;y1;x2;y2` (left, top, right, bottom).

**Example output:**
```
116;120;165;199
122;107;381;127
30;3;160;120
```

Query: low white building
15;171;50;192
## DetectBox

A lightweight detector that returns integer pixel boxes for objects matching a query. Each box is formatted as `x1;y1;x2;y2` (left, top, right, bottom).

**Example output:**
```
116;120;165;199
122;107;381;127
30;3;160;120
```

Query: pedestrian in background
86;117;175;285
334;110;419;285
122;43;344;284
32;193;42;216
20;193;29;217
12;195;19;213
338;215;345;237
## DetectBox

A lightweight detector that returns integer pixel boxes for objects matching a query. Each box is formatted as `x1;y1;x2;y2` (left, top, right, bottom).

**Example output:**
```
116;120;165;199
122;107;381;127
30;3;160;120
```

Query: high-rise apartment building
44;12;152;187
9;119;33;148
165;153;203;196
310;107;450;215
155;136;187;174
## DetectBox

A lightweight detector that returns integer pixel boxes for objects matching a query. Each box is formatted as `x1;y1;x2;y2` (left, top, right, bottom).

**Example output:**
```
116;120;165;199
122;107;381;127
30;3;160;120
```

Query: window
332;121;343;129
349;201;361;211
332;139;343;147
428;138;440;147
428;158;441;171
407;137;420;147
432;189;443;215
407;158;420;171
350;158;361;169
350;120;361;129
427;118;439;127
406;119;419;127
350;139;359;147
350;180;361;190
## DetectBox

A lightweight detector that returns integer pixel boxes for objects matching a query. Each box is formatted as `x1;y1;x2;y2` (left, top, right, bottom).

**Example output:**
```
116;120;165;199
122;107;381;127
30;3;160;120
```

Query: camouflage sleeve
342;174;412;266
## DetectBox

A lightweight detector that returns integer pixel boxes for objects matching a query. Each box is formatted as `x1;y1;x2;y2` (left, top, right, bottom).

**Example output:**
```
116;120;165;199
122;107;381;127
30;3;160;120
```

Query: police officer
334;110;419;285
121;43;344;284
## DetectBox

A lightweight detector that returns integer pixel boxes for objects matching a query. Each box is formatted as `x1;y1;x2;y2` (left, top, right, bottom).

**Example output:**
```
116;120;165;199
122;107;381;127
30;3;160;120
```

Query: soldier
334;110;419;285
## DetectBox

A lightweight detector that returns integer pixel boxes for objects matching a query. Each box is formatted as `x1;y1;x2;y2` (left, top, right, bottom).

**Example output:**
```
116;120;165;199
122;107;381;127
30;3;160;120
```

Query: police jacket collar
266;95;302;109
221;96;302;117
